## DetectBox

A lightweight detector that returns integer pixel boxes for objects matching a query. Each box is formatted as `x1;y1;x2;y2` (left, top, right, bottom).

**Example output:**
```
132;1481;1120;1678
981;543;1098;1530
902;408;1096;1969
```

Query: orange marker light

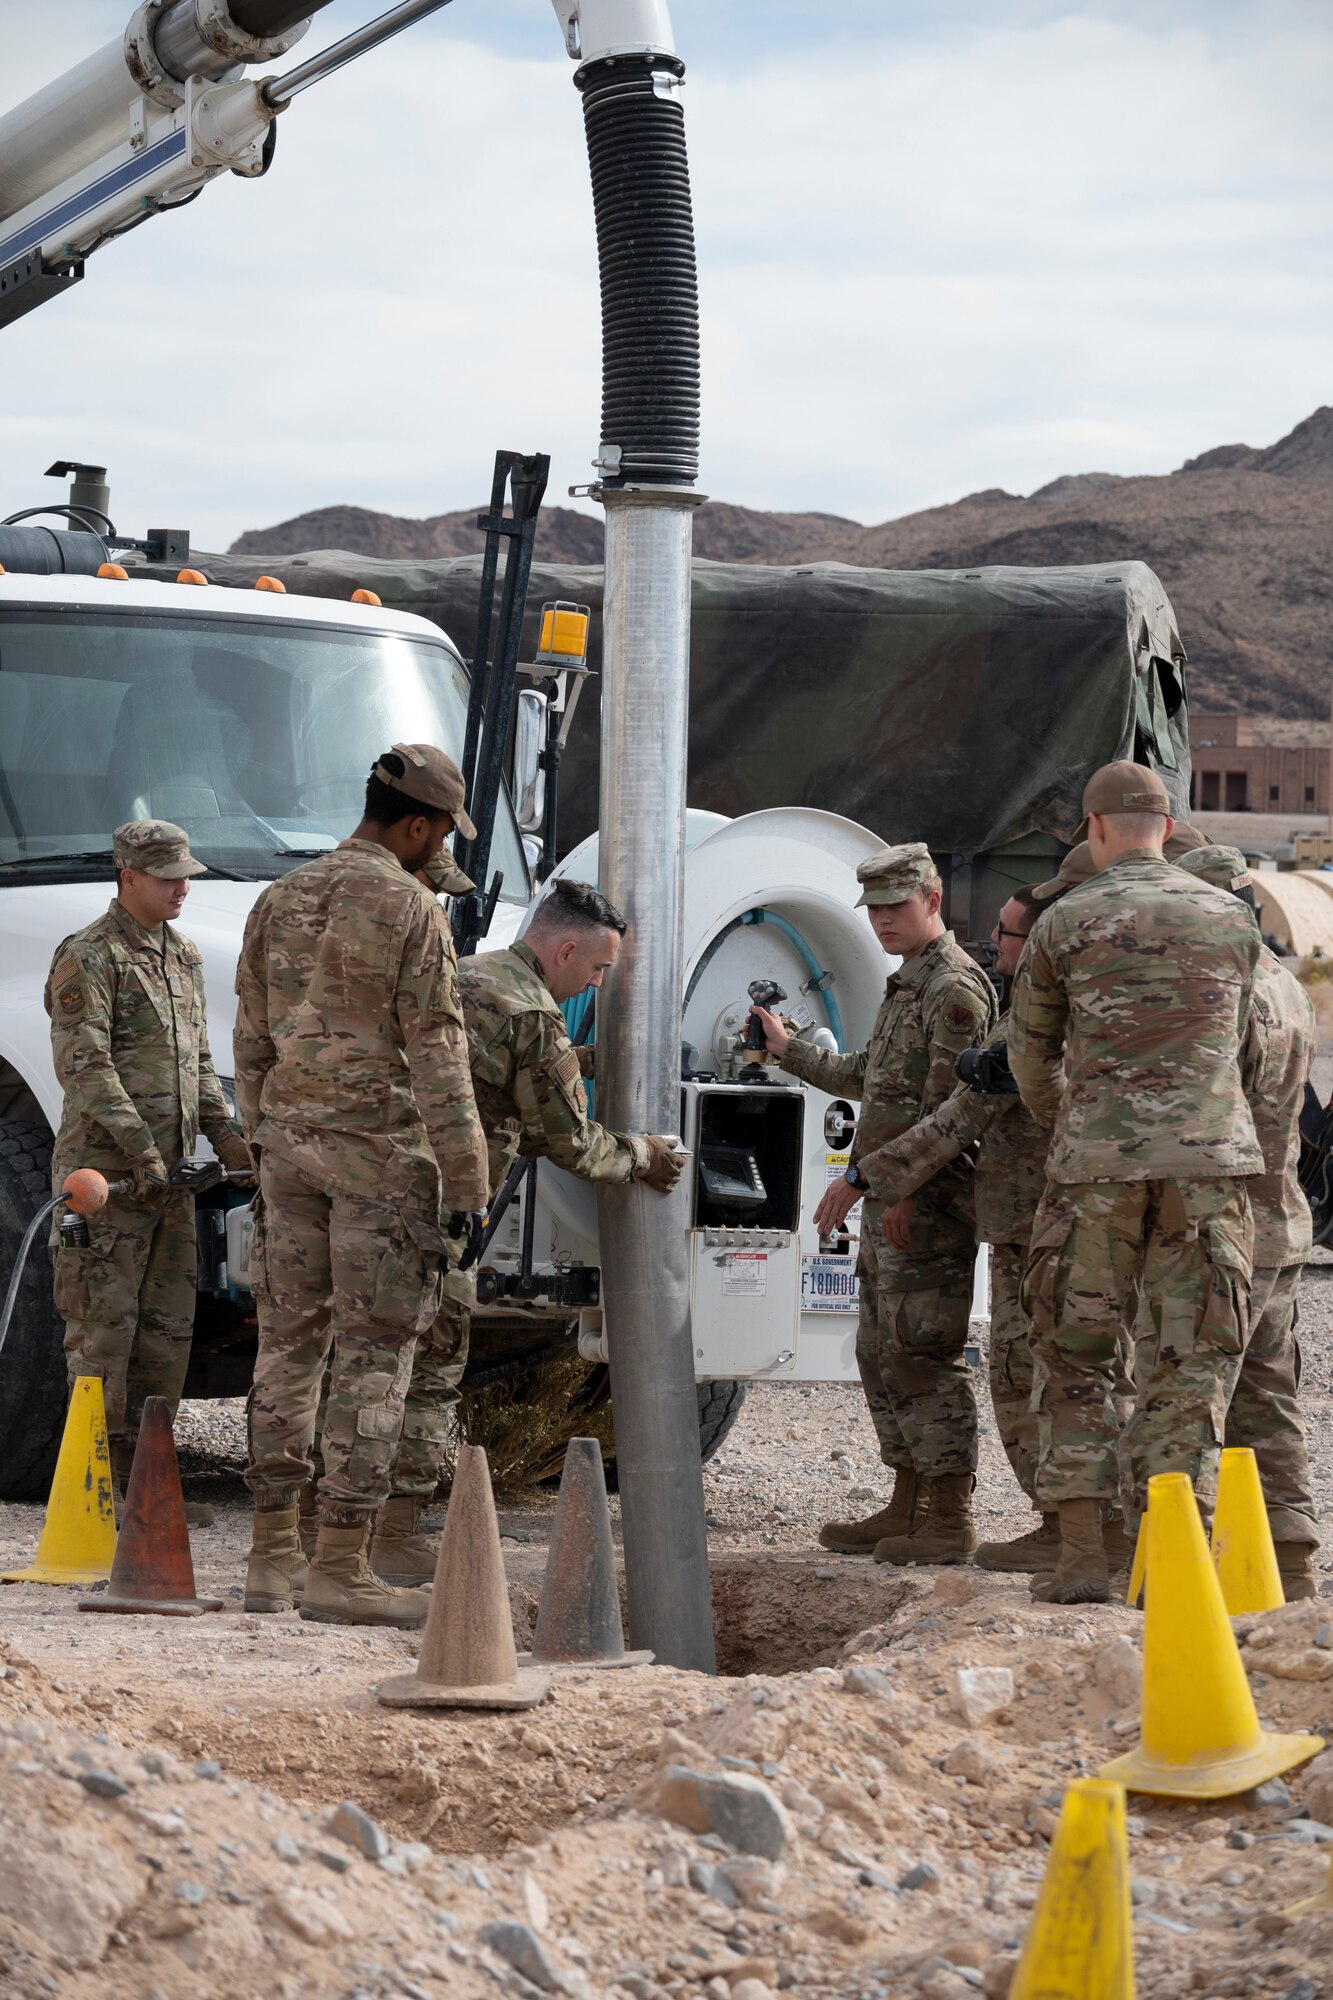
351;588;382;606
176;568;208;586
255;574;286;593
96;562;129;581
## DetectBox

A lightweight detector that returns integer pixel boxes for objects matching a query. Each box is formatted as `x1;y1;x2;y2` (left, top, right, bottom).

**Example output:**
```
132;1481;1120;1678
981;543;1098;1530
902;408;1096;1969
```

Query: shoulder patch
947;999;978;1032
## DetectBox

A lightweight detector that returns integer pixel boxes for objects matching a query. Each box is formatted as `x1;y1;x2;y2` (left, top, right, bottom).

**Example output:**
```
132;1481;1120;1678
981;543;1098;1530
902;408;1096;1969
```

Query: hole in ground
708;1552;919;1675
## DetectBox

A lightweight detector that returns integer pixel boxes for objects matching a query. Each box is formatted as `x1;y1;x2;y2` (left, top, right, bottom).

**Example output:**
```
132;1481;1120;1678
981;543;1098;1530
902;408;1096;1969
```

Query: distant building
1189;712;1326;815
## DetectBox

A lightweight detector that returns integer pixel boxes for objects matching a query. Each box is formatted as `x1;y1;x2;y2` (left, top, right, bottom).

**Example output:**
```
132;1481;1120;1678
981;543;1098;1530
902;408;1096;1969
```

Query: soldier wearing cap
1174;846;1320;1598
234;743;489;1627
44;820;251;1499
1009;762;1264;1603
365;875;687;1585
751;841;997;1563
1028;823;1210;908
855;883;1069;1572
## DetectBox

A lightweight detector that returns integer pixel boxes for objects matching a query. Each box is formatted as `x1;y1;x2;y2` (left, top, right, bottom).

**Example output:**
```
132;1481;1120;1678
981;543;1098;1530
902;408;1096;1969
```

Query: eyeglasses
993;924;1028;942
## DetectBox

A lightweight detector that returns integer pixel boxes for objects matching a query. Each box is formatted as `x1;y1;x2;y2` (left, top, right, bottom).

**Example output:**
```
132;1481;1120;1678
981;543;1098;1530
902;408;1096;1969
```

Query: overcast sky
1;0;1329;549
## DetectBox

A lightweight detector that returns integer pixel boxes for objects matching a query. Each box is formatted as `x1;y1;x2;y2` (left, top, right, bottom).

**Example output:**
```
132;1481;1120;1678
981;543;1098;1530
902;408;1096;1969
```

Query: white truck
0;556;891;1498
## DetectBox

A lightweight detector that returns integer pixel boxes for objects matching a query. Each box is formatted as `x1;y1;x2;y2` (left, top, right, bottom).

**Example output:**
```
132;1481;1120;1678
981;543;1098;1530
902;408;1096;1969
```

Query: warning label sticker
721;1252;768;1298
802;1256;860;1314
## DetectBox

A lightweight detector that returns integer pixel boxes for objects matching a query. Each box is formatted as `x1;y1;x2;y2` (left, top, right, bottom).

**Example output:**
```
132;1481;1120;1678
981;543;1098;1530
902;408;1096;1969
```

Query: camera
955;1041;1018;1095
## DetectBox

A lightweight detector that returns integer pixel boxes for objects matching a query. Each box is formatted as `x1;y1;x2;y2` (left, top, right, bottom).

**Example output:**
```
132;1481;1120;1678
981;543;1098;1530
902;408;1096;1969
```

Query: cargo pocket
1193;1218;1250;1360
52;1222;118;1324
369;1222;444;1333
355;1345;416;1440
1020;1206;1075;1341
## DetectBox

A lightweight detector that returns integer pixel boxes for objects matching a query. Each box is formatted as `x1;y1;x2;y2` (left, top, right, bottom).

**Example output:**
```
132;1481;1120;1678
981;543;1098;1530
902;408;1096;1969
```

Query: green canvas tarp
199;551;1190;858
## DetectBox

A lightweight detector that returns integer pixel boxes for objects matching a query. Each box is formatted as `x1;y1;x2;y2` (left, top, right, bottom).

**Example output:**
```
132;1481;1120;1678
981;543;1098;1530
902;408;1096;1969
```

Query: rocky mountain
230;407;1333;716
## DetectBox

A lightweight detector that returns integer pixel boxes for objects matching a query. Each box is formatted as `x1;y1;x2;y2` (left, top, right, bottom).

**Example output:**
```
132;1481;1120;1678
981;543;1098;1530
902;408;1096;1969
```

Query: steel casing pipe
594;494;714;1673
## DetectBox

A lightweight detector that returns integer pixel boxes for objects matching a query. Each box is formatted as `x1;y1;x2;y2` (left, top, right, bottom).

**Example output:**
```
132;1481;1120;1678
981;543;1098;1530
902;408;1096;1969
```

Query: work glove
130;1150;170;1202
636;1134;687;1194
447;1210;488;1272
214;1132;256;1180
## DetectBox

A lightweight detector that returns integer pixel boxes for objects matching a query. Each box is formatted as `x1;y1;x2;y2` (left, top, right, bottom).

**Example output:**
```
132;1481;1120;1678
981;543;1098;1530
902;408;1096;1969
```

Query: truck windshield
0;607;529;897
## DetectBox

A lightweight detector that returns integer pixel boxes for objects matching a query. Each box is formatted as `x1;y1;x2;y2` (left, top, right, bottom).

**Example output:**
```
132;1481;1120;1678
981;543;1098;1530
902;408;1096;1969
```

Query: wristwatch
843;1162;868;1191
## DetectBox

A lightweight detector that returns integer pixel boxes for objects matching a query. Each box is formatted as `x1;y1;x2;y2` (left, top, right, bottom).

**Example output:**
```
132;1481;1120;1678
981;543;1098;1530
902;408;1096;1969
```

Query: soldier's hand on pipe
130;1150;170;1202
882;1195;916;1252
638;1134;687;1193
747;1004;789;1058
448;1210;488;1272
813;1175;860;1236
215;1133;257;1181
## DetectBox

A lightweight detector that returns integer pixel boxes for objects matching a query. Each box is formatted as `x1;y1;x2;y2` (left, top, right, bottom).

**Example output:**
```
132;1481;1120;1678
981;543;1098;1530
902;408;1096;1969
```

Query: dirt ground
2;1245;1333;2000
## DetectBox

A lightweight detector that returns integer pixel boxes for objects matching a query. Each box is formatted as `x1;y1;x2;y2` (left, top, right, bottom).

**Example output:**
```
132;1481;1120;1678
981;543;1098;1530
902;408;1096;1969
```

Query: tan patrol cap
1030;840;1096;904
419;851;476;897
1174;845;1253;895
372;743;476;840
112;819;205;880
856;841;938;908
1072;760;1172;842
1164;823;1210;859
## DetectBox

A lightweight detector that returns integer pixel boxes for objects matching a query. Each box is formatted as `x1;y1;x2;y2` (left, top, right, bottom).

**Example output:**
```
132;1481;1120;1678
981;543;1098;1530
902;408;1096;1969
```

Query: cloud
0;3;1329;546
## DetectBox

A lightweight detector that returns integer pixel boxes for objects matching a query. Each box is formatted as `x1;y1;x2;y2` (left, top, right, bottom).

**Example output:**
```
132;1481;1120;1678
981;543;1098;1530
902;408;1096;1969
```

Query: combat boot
369;1495;438;1586
1102;1509;1134;1572
296;1479;320;1560
874;1473;977;1566
1030;1499;1110;1604
244;1505;309;1613
1275;1541;1319;1601
299;1521;430;1628
975;1512;1059;1573
819;1469;917;1554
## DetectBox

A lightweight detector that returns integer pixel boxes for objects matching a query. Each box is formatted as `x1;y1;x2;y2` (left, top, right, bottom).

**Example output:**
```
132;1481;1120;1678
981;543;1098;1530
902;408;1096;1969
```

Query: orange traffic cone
1100;1472;1322;1799
527;1438;651;1670
79;1397;221;1616
377;1445;551;1710
2;1376;116;1586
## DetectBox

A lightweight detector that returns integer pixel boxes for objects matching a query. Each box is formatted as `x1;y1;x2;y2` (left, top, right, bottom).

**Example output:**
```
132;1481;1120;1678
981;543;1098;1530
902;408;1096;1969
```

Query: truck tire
458;1334;747;1493
695;1378;748;1463
0;1122;67;1502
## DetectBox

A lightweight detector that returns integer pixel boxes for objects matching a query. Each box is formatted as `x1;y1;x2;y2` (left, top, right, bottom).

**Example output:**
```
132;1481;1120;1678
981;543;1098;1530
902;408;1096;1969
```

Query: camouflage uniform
783;890;996;1478
861;1012;1051;1498
45;826;243;1456
1174;851;1319;1549
235;837;489;1522
392;937;653;1497
1009;849;1265;1515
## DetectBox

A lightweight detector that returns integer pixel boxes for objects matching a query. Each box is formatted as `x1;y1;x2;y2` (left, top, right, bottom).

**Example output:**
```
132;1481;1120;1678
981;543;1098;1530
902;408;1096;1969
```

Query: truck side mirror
513;688;548;832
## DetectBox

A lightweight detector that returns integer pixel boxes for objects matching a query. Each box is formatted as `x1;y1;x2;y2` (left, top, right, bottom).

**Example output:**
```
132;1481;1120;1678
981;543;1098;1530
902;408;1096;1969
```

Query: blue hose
743;909;844;1049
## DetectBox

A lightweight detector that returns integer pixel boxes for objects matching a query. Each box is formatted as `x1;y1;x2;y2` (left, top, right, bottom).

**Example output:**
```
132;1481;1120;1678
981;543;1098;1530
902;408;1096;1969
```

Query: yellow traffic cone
2;1377;116;1586
1210;1447;1284;1616
1010;1779;1133;2000
1126;1513;1146;1606
1286;1849;1333;1916
1100;1472;1322;1799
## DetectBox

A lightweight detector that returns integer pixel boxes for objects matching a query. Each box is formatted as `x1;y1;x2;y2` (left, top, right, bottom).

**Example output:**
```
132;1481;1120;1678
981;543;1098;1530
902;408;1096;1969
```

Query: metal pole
594;488;714;1674
262;0;454;108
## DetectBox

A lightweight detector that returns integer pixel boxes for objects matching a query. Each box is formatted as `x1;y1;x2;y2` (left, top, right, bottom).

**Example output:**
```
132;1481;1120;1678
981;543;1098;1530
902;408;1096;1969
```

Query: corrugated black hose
576;53;699;487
